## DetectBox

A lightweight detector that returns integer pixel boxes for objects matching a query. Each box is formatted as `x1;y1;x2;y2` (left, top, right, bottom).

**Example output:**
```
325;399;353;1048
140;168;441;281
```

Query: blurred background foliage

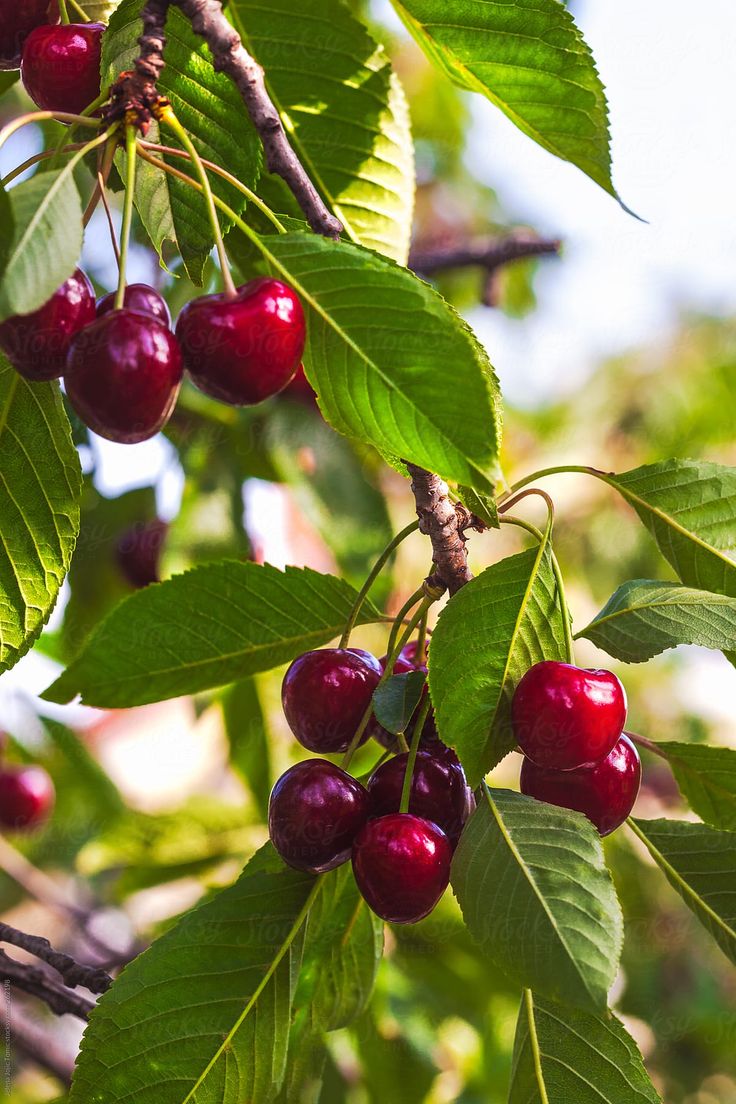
2;3;736;1102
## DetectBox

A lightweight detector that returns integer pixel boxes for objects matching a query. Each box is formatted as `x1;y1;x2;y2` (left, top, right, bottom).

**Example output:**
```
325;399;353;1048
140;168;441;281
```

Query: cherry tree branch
0;949;96;1020
0;923;112;995
406;465;477;595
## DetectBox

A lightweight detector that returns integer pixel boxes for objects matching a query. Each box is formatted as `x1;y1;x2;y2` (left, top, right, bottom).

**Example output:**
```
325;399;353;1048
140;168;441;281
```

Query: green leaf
83;0;125;18
43;562;381;707
391;0;622;206
221;678;272;820
577;579;736;662
232;0;415;263
68;844;316;1104
0;181;13;275
0;362;81;674
428;546;566;785
630;818;736;965
102;1;262;283
0;168;82;322
452;787;623;1012
510;991;661;1103
457;485;500;529
373;671;426;736
652;741;736;830
0;72;19;97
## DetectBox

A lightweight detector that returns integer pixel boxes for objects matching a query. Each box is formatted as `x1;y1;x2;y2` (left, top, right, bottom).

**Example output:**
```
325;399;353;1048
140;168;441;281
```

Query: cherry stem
114;126;138;311
160;108;238;300
98;169;121;267
58;0;70;24
0;111;99;151
1;144;87;186
497;464;606;506
415;609;429;666
399;691;432;814
82;132;118;228
67;0;91;19
339;521;420;649
385;586;426;665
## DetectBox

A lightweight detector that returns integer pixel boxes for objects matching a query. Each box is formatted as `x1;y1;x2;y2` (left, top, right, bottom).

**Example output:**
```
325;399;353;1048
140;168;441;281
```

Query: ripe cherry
367;750;470;845
21;22;103;116
352;813;452;924
283;363;317;405
281;648;382;753
97;284;171;327
0;1;58;70
116;519;168;588
176;278;306;405
0;765;55;831
64;309;182;443
520;733;641;837
0;268;95;381
511;660;627;771
269;759;369;874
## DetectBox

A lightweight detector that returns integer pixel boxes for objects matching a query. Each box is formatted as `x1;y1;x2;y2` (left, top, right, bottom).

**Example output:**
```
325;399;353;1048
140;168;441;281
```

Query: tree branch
0;949;95;1020
406;465;476;595
0;923;112;995
0;1000;76;1083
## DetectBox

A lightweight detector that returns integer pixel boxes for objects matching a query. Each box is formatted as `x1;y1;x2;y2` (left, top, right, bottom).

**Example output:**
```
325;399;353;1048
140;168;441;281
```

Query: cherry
281;647;382;753
0;268;95;381
511;660;627;771
352;813;452;924
0;1;58;70
269;759;369;874
367;750;470;845
176;278;306;405
116;519;168;588
97;284;171;327
21;22;103;116
64;309;182;443
0;765;55;831
520;733;641;837
283;363;317;405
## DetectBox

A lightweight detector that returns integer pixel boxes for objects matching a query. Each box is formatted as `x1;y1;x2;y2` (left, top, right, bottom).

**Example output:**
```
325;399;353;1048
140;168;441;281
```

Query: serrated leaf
577;579;736;662
510;991;661;1103
68;844;316;1104
251;231;501;494
373;670;426;735
0;168;82;322
428;546;566;784
391;0;623;206
0;361;81;673
653;741;736;830
102;0;262;283
452;787;623;1012
457;484;500;529
630;818;736;965
43;562;381;707
221;677;272;820
232;0;415;263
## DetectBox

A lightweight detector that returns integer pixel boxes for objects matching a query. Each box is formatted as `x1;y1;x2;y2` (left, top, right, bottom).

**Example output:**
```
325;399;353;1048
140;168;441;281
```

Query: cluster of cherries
0;736;55;833
512;660;641;836
269;634;473;925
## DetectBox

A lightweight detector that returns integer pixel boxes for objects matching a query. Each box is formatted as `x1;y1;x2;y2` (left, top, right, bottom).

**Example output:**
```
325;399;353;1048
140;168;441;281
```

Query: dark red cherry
0;1;58;70
64;309;182;443
352;813;452;924
511;660;627;771
97;284;171;327
0;765;55;831
269;759;369;874
21;22;103;116
520;733;641;836
0;268;95;381
281;648;382;753
282;363;317;405
116;519;168;588
367;750;470;845
176;278;306;405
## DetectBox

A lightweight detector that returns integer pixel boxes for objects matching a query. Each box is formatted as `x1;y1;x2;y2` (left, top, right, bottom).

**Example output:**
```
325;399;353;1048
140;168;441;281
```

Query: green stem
385;586;426;664
399;692;431;813
499;515;545;543
67;0;90;19
1;144;87;186
161;108;237;299
339;521;419;648
115;126;137;311
497;465;605;506
415;608;429;666
0;111;99;150
58;0;70;23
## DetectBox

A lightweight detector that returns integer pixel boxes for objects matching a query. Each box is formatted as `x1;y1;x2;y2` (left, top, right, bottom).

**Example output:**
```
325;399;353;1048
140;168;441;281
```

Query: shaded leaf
373;671;426;736
221;677;272;820
654;741;736;831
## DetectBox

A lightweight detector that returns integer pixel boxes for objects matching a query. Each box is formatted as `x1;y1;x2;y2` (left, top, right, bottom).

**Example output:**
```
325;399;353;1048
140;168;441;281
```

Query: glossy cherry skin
352;813;452;924
0;1;58;70
97;284;171;327
0;766;55;831
511;660;627;771
65;309;183;443
269;759;369;874
367;750;470;845
0;268;95;381
21;22;103;116
281;648;382;753
116;519;168;588
176;278;306;405
520;733;641;837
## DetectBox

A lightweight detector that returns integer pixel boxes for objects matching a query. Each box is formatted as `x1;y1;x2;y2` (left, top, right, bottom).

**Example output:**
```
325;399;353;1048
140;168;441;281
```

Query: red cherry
21;22;103;116
64;309;182;443
511;660;627;771
269;758;369;874
97;284;171;327
116;519;168;588
520;733;641;836
367;750;470;845
281;648;382;753
352;813;452;923
176;278;306;405
0;1;58;70
282;363;316;405
0;268;95;381
0;765;55;831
